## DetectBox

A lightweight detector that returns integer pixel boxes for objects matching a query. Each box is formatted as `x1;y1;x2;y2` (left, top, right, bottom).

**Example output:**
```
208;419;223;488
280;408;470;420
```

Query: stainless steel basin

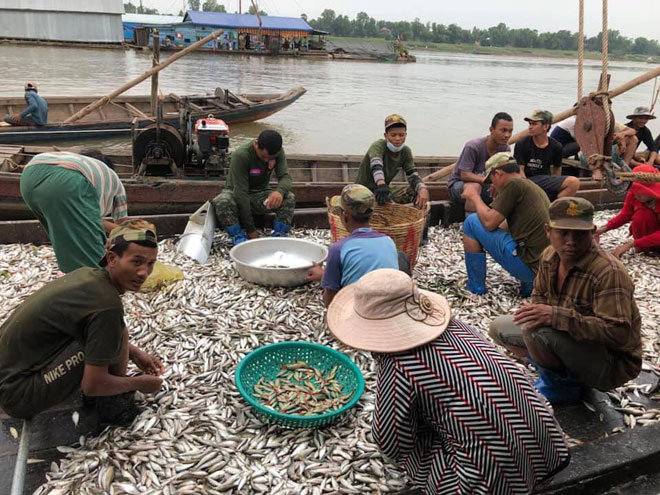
229;238;328;287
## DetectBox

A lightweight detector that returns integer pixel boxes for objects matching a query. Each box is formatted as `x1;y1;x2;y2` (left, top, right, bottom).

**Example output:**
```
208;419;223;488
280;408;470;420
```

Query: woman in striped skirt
327;269;570;494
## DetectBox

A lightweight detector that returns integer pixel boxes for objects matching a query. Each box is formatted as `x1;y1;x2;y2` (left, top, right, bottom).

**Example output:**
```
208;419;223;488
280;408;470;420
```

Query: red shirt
606;192;660;250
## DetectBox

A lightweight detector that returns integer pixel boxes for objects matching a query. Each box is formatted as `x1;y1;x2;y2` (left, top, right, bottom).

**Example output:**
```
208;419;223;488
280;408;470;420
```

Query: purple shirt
447;136;510;187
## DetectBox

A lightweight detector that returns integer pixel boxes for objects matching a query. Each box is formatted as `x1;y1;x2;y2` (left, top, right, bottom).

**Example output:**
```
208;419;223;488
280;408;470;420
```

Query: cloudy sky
145;0;660;42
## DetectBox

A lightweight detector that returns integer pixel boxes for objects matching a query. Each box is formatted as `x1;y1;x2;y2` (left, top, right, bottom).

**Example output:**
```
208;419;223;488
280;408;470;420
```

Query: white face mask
386;141;404;153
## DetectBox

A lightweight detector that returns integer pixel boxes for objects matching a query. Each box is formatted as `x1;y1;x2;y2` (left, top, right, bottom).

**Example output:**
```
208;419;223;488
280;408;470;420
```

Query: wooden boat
0;144;623;221
0;87;306;144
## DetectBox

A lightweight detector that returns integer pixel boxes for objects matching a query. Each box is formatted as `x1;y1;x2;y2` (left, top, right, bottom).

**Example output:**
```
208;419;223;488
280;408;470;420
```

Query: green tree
316;9;336;33
189;0;200;10
332;15;352;36
248;5;267;15
488;23;510;47
124;2;137;13
202;0;226;12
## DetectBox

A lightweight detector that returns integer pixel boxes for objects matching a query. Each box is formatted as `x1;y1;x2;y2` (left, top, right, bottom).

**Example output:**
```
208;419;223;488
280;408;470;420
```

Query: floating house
0;0;123;43
122;13;183;44
140;11;316;54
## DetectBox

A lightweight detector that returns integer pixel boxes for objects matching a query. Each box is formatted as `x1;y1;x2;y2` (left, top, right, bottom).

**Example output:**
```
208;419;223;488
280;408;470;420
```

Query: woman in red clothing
596;164;660;257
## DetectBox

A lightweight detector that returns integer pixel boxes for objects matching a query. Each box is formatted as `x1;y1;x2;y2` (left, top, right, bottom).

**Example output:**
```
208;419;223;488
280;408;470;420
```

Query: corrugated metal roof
122;14;184;25
1;0;123;15
183;11;313;32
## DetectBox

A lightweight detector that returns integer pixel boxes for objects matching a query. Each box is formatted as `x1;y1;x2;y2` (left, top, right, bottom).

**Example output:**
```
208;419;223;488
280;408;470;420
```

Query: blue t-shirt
321;228;398;291
19;91;48;126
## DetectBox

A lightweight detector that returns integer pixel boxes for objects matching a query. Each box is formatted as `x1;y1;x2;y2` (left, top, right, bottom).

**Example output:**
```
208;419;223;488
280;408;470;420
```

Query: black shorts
0;341;85;419
528;175;567;202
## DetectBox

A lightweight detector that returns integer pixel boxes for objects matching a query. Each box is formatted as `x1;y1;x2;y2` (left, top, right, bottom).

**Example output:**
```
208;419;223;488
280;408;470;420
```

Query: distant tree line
306;10;660;56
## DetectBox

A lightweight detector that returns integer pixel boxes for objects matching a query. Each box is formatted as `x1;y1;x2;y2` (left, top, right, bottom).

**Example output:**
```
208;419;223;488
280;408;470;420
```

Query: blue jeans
462;213;535;283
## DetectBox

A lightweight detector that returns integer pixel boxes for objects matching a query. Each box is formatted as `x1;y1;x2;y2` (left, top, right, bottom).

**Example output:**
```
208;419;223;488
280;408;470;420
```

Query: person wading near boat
327;269;570;494
212;130;295;245
20;150;128;273
624;106;658;167
447;112;513;212
0;221;164;427
3;82;48;127
306;185;404;306
355;114;429;210
489;198;642;404
461;152;550;297
514;110;580;201
595;165;660;257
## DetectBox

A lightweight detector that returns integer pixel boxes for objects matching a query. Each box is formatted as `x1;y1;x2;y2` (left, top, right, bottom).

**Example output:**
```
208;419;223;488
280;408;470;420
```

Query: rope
578;0;584;100
600;0;611;135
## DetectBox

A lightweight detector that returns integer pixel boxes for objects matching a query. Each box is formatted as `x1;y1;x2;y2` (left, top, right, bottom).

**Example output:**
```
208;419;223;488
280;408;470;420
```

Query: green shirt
0;268;125;390
491;178;551;272
225;141;292;232
356;139;416;190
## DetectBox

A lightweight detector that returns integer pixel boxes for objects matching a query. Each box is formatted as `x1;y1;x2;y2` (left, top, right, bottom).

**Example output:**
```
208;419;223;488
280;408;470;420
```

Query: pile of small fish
253;362;353;416
0;210;658;494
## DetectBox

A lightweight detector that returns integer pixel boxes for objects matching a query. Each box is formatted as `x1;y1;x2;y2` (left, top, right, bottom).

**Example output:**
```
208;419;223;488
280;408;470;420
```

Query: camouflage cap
99;220;158;266
385;114;407;130
330;184;375;217
524;109;553;125
548;197;595;230
484;151;517;182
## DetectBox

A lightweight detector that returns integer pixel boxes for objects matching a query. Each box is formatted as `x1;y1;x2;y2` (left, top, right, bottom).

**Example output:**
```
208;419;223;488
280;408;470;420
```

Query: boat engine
188;116;230;176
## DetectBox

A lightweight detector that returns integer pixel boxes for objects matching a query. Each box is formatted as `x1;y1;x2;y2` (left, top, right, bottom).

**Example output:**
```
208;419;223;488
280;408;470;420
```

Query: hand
414;187;429;209
265;191;283;210
611;241;634;258
13;113;20;121
306;261;324;282
247;230;260;240
487;184;498;199
513;303;553;331
594;225;608;245
134;374;163;394
461;187;478;200
131;348;164;376
375;183;392;206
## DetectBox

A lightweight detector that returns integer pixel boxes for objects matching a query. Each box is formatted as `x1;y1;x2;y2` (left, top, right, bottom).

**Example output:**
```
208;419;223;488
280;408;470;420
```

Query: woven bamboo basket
326;198;429;268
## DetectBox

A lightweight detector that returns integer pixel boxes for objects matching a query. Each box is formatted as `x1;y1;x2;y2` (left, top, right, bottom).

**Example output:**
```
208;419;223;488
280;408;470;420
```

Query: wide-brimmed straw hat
327;269;451;353
630;164;660;200
626;106;656;120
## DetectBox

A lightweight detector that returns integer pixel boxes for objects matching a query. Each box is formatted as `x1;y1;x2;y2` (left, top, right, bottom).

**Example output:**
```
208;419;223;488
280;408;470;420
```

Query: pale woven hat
327;269;451;353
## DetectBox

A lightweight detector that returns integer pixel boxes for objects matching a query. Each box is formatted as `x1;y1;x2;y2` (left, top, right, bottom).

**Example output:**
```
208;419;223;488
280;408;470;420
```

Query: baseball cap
548;197;595;230
524;110;553;125
24;82;37;91
99;220;158;266
330;184;375;217
385;114;407;130
483;151;517;182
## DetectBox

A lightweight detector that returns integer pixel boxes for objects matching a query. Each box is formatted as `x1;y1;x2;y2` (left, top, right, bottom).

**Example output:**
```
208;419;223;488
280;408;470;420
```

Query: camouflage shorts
212;189;296;230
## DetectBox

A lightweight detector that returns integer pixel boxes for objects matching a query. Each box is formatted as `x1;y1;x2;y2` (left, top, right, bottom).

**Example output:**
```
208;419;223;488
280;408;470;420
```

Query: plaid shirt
26;152;128;221
532;244;642;384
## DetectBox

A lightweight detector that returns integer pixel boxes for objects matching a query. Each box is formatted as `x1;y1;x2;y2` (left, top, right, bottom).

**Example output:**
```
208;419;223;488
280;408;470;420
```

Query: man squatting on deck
212;130;295;245
20;151;128;273
3;81;48;127
447;112;513;212
327;269;570;494
306;184;409;306
0;222;164;427
461;152;550;297
490;197;642;404
355;114;429;209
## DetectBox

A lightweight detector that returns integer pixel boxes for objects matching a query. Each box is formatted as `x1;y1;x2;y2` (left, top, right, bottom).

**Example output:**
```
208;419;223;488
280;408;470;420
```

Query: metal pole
10;419;32;495
151;29;160;118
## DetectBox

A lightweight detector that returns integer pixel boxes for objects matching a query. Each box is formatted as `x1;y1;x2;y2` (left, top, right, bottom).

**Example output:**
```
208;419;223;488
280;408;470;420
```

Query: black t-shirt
626;122;658;152
513;136;563;177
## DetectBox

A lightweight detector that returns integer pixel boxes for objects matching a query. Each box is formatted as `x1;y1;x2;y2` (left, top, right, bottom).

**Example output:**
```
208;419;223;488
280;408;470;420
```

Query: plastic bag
141;261;184;292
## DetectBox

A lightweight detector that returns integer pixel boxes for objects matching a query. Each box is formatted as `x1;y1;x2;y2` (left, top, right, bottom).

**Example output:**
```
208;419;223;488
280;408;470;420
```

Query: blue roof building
182;11;314;36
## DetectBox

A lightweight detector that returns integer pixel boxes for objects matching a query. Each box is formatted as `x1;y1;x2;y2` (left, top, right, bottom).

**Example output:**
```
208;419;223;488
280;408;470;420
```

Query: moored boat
0;87;306;144
0;144;622;221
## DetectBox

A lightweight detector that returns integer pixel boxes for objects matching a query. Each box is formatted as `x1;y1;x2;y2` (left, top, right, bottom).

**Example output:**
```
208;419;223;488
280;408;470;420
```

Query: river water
2;44;659;155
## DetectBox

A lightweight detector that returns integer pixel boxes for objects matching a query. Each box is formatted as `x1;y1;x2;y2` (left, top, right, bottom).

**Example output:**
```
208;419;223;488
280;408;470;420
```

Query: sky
144;0;660;42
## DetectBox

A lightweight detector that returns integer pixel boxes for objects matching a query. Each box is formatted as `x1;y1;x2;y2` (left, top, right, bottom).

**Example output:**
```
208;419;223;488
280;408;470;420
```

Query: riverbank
328;36;659;63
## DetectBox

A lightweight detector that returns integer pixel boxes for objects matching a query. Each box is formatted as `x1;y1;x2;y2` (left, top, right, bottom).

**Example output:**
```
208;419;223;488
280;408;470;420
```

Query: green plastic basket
235;341;365;428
